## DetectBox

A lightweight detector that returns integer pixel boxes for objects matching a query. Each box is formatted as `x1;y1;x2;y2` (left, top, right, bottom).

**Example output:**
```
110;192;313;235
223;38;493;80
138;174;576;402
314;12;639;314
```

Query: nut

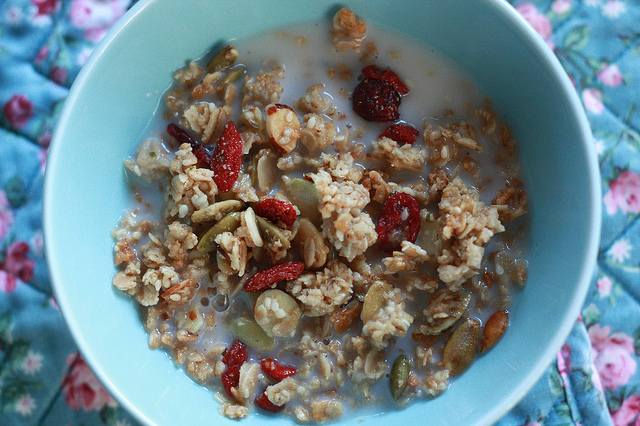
265;103;301;153
253;289;302;338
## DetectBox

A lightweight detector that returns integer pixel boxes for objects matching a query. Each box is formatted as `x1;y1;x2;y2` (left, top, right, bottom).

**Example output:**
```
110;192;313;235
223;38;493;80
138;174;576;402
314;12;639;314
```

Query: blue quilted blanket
1;1;639;424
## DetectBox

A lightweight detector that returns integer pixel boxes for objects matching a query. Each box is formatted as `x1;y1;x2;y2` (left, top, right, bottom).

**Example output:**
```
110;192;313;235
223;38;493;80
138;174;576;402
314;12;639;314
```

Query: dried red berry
377;192;421;254
380;124;420;144
222;340;248;366
211;121;243;193
255;198;297;227
243;261;305;292
167;124;212;168
381;69;409;95
221;364;241;398
360;65;409;95
361;64;383;80
352;78;401;122
255;390;285;412
261;358;297;381
167;123;199;147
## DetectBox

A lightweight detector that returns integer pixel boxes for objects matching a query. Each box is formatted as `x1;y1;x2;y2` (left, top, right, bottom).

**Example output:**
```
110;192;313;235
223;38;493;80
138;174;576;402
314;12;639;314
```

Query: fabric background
1;0;639;425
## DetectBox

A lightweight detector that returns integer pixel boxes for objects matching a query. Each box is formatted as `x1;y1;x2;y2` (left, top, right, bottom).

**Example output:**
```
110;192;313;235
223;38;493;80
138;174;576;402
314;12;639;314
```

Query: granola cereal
112;7;529;422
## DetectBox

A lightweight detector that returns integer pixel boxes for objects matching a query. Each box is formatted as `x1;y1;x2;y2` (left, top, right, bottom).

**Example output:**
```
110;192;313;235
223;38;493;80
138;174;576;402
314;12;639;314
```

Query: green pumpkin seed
218;65;247;90
206;45;238;73
285;178;321;226
361;280;388;323
196;212;242;253
192;200;244;224
230;317;275;352
255;215;291;250
442;318;480;377
421;289;471;335
389;354;411;400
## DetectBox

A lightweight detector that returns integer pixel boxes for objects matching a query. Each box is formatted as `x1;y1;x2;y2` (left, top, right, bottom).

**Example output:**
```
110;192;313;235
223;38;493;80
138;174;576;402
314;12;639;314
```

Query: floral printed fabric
0;0;638;424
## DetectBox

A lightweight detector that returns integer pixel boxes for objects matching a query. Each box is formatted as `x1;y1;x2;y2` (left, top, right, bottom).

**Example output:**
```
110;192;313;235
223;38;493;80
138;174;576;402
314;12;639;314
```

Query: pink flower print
38;148;48;174
31;232;44;257
6;6;23;25
50;66;67;86
0;190;14;241
604;170;640;215
15;393;36;416
516;3;552;42
21;350;44;375
62;354;116;411
603;0;627;18
3;94;34;129
0;270;17;293
597;64;623;87
38;131;51;148
596;276;613;297
612;394;640;426
607;239;633;263
594;138;604;156
35;45;49;64
560;343;572;371
582;88;605;114
552;0;572;14
1;241;36;283
69;0;129;43
30;0;60;16
589;324;637;390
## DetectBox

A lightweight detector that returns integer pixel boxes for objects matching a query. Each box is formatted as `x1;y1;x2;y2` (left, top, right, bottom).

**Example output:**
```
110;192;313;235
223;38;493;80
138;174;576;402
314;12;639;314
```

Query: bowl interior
44;0;599;425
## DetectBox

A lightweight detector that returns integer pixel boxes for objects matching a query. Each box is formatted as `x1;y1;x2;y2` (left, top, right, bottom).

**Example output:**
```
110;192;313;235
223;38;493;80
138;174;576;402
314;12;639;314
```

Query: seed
255;215;291;250
230;317;275;352
481;310;508;353
421;289;471;335
218;65;247;90
192;199;244;223
442;318;481;377
389;354;410;400
361;280;389;323
285;178;322;226
206;45;238;73
196;212;242;253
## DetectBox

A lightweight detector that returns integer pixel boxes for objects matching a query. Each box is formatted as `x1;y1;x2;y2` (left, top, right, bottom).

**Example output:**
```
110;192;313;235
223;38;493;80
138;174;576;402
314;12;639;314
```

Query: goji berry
211;121;243;193
243;261;305;292
361;64;383;80
381;68;409;95
380;124;420;144
377;192;421;254
222;340;247;366
352;78;400;122
167;123;199;147
221;363;241;398
255;198;297;227
255;390;285;412
261;358;297;381
360;65;409;95
167;123;212;168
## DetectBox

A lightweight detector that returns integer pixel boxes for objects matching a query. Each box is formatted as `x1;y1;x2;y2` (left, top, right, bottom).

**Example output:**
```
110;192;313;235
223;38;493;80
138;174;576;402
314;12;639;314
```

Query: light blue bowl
43;0;600;425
